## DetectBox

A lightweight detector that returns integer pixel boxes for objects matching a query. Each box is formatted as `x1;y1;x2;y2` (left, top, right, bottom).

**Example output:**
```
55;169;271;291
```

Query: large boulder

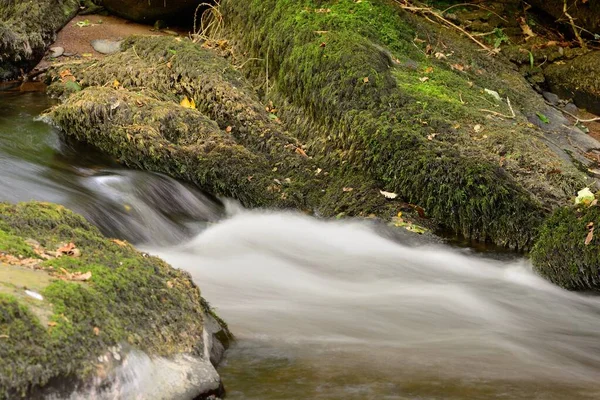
0;0;79;80
544;50;600;115
101;0;203;23
0;202;231;399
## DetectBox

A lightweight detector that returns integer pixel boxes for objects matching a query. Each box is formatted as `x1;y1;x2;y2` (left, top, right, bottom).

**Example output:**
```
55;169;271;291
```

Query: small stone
542;91;560;106
564;103;579;116
91;39;123;55
49;47;64;58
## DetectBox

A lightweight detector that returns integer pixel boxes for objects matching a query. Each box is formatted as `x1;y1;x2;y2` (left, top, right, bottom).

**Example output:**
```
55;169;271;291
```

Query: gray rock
542;91;560;105
49;47;64;58
91;39;123;55
564;102;579;116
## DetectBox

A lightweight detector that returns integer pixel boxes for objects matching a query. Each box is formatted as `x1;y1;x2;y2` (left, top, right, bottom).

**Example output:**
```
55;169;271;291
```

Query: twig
548;102;600;124
563;0;587;50
394;0;491;52
441;3;509;23
479;97;515;119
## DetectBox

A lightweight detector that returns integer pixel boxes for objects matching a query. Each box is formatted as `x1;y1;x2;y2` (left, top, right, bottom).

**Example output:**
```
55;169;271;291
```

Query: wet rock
544;51;600;115
101;0;203;23
91;39;123;55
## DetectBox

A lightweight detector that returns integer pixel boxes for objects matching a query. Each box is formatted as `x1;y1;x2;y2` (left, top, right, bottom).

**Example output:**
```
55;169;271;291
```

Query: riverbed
2;92;600;399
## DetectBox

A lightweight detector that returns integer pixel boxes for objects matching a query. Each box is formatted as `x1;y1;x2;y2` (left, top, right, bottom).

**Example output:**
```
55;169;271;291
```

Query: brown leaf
343;187;354;192
363;77;369;83
585;226;594;245
71;271;92;281
110;239;128;247
319;42;326;48
225;126;233;133
48;321;57;327
93;327;100;336
58;242;75;255
295;147;308;157
424;66;434;73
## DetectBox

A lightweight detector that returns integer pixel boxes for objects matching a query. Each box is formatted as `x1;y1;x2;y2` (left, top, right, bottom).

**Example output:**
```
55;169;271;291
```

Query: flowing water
2;92;600;399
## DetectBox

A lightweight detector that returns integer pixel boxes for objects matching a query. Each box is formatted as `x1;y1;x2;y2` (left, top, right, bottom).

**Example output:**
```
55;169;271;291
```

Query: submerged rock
0;202;231;399
0;0;79;80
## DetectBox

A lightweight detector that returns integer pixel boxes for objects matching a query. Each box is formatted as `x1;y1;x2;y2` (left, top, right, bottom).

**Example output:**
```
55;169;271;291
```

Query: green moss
218;0;588;248
0;202;229;398
531;205;600;290
0;230;38;259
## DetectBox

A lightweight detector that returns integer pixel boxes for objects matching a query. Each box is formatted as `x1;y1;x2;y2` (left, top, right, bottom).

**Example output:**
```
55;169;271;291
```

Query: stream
2;92;600;399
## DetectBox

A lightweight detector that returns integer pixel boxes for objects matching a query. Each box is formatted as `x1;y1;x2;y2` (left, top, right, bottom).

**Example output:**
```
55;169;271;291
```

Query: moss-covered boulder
43;1;600;249
0;0;79;80
531;201;600;291
219;0;591;248
44;36;423;227
0;201;231;399
544;50;600;115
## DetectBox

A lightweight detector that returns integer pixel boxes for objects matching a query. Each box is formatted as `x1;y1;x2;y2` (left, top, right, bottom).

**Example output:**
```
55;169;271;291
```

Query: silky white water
148;211;600;399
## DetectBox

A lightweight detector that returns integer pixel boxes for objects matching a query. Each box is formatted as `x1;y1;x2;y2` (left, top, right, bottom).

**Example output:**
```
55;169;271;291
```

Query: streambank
0;201;231;399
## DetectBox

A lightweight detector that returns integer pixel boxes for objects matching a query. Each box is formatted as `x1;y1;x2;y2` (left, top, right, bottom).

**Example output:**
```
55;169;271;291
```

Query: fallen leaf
180;96;196;109
48;321;57;327
0;335;9;339
518;17;536;39
93;327;101;336
434;52;446;59
320;42;327;47
82;53;93;58
295;147;308;157
71;271;92;281
58;242;75;255
419;77;430;82
473;124;483;133
110;239;128;247
225;126;232;133
536;112;550;124
590;199;598;207
112;79;120;89
343;187;354;192
427;133;437;140
424;66;434;73
363;77;369;83
484;88;501;101
585;226;594;245
380;190;398;199
315;168;322;175
450;63;464;71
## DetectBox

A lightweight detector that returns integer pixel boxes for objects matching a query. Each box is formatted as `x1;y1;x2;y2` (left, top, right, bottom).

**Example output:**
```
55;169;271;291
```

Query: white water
148;211;600;398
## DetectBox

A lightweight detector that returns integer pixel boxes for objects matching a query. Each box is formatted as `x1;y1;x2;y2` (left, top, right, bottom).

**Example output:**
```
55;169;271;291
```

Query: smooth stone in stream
91;39;123;55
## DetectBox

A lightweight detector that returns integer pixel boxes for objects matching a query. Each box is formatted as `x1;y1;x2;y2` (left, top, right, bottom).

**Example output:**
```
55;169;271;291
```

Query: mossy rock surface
0;0;79;80
45;36;424;226
219;0;588;248
544;50;600;115
0;201;230;398
531;204;600;291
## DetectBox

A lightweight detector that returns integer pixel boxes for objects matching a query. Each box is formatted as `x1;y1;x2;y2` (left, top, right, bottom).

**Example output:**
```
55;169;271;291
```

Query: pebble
564;102;579;116
91;39;123;55
49;47;64;58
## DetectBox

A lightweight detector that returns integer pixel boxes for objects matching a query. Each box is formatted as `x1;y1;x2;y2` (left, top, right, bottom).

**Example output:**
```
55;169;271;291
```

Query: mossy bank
0;201;231;399
0;0;79;80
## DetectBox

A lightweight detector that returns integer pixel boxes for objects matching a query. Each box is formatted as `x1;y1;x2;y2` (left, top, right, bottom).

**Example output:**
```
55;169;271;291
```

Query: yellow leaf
113;79;120;89
180;96;196;109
